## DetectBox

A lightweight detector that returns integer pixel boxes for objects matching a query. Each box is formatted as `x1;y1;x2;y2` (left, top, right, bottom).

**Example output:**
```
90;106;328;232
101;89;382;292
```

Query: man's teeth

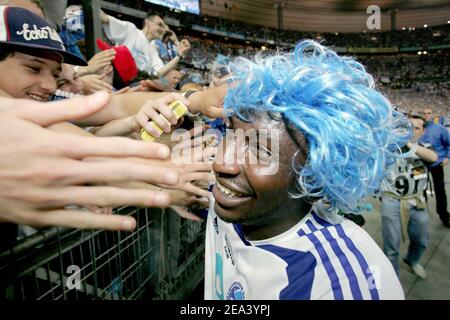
217;182;245;198
27;94;45;101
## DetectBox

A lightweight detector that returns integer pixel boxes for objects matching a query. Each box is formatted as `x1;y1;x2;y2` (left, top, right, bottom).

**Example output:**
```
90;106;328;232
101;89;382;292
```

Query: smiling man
205;40;410;300
0;5;87;101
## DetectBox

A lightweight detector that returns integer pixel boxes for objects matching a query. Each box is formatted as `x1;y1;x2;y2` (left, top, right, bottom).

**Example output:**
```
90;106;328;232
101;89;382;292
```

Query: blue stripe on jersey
257;244;316;300
303;220;344;299
311;211;380;300
311;211;332;226
233;224;251;246
308;215;363;300
334;224;380;300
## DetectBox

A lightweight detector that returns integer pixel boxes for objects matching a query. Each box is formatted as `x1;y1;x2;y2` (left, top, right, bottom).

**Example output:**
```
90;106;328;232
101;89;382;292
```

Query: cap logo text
16;23;63;44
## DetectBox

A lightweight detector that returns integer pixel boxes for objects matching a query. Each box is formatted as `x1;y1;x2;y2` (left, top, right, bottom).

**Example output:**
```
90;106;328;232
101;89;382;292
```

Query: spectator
54;64;83;97
96;39;139;90
59;4;85;59
420;108;450;228
380;115;435;279
0;6;87;102
100;10;191;77
163;69;183;89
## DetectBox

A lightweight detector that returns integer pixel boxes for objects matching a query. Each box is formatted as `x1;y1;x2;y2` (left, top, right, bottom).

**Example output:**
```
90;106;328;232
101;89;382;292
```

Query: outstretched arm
407;142;438;163
74;84;227;127
0;93;181;231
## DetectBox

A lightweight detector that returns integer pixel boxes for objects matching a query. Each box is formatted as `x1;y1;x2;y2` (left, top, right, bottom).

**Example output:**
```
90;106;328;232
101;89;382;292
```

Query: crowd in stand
95;0;449;120
182;38;450;117
361;53;450;116
382;87;450;117
361;53;450;86
106;0;450;49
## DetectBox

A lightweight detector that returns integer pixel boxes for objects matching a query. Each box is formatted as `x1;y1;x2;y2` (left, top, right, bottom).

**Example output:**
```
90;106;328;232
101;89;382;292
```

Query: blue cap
0;6;87;66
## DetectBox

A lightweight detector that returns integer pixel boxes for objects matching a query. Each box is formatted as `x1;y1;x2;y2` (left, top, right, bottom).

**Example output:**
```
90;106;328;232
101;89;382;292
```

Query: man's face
0;52;61;100
57;64;82;94
209;67;229;88
165;70;182;88
145;16;166;40
212;112;307;225
422;109;434;122
410;118;425;142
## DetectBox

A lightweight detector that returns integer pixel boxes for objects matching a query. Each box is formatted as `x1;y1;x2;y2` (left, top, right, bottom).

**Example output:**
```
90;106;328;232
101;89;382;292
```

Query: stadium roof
201;0;450;32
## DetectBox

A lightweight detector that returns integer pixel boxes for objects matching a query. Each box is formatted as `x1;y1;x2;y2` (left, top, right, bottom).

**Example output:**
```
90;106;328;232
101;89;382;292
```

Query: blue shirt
420;122;450;167
59;26;85;60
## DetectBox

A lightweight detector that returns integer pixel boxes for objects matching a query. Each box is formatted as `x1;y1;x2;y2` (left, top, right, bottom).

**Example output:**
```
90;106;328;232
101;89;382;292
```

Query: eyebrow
28;57;62;73
23;57;45;65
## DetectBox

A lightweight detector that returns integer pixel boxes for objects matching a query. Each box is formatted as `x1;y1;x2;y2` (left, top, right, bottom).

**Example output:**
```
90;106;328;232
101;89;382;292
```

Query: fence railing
0;207;205;300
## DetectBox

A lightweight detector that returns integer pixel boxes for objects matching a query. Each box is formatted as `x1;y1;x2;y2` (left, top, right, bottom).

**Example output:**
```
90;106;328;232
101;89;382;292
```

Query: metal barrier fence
0;207;205;300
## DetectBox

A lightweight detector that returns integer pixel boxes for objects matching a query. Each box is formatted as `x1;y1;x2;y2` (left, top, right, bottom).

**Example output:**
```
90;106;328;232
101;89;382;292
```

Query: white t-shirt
205;201;404;300
103;16;164;75
381;143;432;205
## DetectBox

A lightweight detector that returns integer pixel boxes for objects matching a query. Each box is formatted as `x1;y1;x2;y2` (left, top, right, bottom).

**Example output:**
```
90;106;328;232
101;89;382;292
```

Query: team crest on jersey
226;281;245;300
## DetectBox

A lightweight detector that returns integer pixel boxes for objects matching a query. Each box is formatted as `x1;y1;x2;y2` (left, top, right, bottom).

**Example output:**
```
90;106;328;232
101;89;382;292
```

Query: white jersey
381;143;432;206
205;201;404;300
103;16;164;75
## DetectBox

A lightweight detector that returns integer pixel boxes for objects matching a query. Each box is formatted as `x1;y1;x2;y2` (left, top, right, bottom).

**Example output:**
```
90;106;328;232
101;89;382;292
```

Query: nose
213;138;242;177
40;73;57;93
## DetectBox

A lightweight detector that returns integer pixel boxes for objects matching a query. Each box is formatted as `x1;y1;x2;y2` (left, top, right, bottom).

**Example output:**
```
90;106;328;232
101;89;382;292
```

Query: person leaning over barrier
0;6;224;122
0;6;219;228
205;40;410;300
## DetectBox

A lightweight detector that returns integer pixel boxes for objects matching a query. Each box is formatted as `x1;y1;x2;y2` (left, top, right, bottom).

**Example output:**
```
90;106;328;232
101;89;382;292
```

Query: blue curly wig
224;40;411;212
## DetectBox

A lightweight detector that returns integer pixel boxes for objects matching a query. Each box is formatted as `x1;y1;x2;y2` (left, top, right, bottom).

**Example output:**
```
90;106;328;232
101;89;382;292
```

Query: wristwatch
183;90;200;117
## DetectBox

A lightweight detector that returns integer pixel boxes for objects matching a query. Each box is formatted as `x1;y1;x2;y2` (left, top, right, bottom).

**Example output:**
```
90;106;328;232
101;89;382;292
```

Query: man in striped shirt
205;201;403;299
204;40;407;300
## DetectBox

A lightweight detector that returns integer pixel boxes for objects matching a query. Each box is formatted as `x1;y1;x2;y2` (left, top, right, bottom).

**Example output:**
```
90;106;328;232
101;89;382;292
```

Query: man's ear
287;171;319;210
288;173;321;207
